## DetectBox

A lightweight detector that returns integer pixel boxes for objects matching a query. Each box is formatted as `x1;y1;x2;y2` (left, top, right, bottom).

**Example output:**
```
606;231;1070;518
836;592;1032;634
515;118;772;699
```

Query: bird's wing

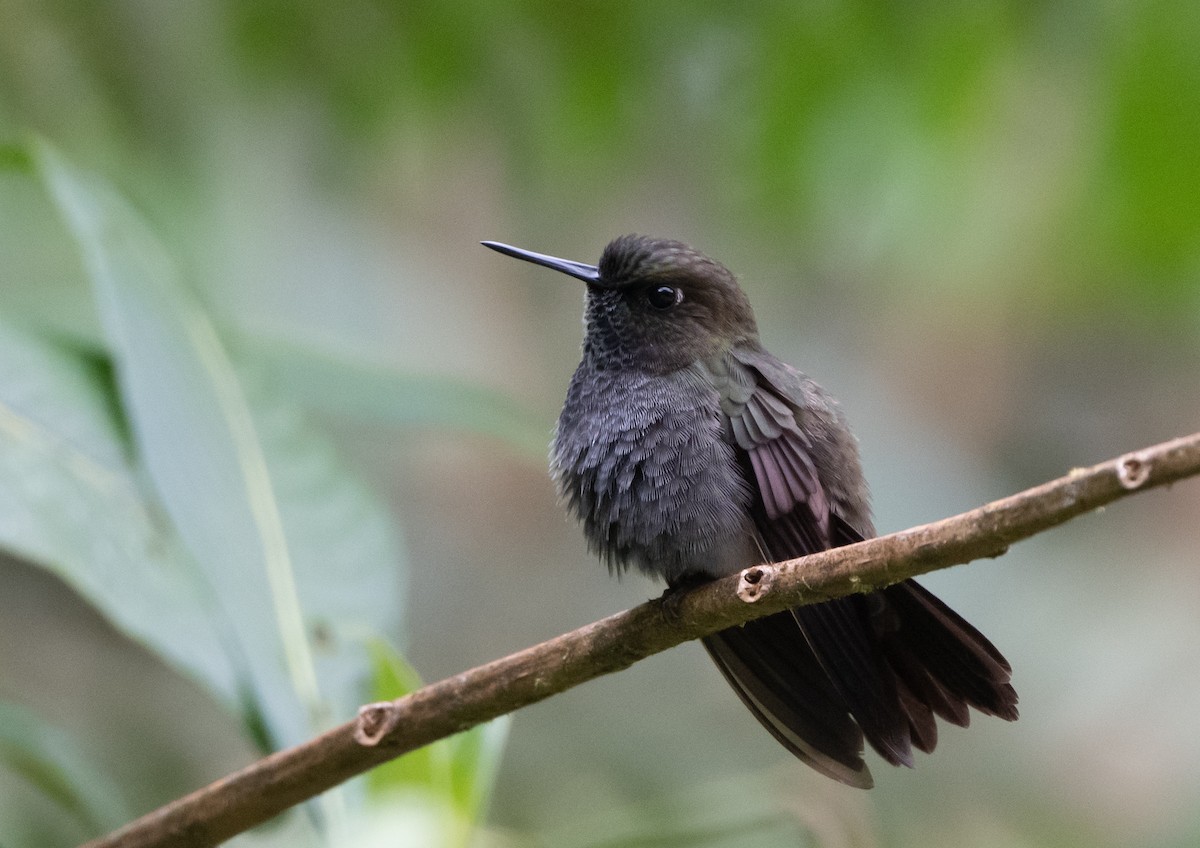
707;347;1017;779
697;349;869;785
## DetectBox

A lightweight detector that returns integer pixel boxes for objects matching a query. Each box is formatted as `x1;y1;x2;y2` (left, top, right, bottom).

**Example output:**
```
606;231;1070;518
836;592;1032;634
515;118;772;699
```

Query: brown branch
84;433;1200;848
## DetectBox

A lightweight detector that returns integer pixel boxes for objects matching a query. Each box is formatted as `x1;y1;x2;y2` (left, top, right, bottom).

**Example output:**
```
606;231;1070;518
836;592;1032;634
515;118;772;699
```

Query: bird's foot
657;576;707;622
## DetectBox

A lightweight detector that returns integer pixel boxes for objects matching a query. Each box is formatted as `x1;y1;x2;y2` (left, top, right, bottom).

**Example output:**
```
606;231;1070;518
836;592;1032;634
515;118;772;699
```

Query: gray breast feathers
551;364;755;583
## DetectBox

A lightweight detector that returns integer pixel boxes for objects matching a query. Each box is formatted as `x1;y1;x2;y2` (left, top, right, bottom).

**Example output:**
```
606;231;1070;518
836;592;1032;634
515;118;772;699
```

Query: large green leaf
32;140;404;750
0;701;130;837
0;320;238;702
234;355;407;728
0;146;103;348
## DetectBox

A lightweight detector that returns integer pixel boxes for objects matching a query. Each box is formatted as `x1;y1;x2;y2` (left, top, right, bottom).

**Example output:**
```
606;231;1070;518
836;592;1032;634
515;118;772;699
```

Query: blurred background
1;1;1199;846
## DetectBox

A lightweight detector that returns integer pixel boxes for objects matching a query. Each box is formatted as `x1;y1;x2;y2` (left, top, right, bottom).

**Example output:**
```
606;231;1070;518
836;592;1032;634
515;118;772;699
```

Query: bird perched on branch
483;234;1018;787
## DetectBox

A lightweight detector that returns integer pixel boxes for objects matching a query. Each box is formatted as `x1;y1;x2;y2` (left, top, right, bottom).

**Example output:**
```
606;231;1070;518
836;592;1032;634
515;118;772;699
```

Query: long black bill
481;241;601;284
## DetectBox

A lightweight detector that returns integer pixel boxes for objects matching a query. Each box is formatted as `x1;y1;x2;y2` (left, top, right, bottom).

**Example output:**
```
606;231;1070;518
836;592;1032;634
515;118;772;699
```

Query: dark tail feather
794;579;1018;767
702;612;873;788
794;598;915;766
881;580;1020;722
702;580;1017;784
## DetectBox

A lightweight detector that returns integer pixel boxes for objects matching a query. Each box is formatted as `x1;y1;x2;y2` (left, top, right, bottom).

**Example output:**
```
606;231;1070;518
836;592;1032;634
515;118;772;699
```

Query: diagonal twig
84;432;1200;848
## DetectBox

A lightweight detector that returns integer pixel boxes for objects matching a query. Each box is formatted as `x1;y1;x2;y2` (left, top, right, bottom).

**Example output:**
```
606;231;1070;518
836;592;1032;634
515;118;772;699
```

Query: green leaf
365;639;510;845
33;137;310;747
0;701;130;835
365;641;448;798
0;320;239;703
245;336;548;461
446;703;509;828
234;354;407;729
0;143;32;173
0;158;103;347
31;140;404;752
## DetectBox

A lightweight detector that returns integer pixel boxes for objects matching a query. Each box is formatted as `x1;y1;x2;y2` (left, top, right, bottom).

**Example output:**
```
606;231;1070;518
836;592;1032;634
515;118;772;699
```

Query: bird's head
483;234;759;373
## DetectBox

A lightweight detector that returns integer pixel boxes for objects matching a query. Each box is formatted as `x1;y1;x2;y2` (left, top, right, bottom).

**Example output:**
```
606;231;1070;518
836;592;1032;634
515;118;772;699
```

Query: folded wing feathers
709;354;1017;779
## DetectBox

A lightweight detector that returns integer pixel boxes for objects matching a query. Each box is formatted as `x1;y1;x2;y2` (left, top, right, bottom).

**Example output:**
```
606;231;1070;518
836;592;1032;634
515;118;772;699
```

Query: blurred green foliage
4;1;1199;313
365;640;509;843
0;2;1198;847
0;143;511;845
0;702;129;839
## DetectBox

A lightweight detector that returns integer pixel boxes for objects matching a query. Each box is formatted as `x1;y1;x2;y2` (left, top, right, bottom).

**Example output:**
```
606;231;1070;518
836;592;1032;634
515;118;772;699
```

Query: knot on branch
355;701;401;746
737;565;775;603
1117;452;1151;490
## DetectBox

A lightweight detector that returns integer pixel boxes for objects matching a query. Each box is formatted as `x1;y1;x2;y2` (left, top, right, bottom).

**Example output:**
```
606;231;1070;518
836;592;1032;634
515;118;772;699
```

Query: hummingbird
482;234;1017;787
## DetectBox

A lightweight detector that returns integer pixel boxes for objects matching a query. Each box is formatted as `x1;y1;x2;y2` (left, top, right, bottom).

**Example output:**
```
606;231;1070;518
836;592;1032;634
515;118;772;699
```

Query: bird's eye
645;285;682;310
